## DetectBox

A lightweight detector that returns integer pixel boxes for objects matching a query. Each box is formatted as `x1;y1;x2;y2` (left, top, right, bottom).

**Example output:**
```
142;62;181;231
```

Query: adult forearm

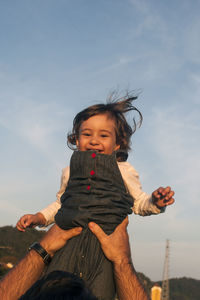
0;250;44;300
0;225;82;300
114;261;150;300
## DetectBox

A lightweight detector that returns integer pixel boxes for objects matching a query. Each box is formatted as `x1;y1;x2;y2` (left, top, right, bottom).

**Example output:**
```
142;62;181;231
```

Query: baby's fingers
164;197;175;206
16;219;26;231
152;189;162;199
169;190;175;198
16;215;32;231
158;186;171;196
163;190;175;201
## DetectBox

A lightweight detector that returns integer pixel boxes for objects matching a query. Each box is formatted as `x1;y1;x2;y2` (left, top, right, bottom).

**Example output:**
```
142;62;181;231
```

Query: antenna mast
161;239;170;300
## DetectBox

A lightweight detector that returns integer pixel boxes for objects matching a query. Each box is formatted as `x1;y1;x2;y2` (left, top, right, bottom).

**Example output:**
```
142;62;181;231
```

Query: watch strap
28;242;51;265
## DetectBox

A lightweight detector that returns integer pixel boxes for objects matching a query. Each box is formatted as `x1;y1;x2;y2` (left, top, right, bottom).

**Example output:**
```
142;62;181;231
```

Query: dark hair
19;271;97;300
67;92;143;161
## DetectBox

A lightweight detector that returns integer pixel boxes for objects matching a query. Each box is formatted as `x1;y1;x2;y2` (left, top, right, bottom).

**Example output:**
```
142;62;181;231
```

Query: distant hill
0;226;200;299
0;226;45;263
137;272;200;299
0;225;45;278
156;277;200;300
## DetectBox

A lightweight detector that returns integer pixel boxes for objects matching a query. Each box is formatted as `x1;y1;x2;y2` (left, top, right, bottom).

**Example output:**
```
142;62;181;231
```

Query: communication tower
161;239;170;300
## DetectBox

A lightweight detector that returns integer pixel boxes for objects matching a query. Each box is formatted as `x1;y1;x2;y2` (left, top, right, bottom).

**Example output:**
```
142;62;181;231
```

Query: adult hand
88;217;131;265
152;186;175;208
40;224;82;257
0;224;82;300
89;218;150;300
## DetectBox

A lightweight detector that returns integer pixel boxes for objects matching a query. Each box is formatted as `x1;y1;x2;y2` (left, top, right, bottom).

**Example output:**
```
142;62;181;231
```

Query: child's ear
76;139;79;148
115;144;120;151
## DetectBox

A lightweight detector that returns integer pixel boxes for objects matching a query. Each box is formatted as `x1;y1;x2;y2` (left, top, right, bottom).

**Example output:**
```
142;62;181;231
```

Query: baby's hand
16;213;46;232
152;186;175;209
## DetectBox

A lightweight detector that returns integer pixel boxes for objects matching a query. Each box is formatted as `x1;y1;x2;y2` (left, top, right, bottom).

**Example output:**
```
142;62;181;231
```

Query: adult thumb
65;227;83;240
88;222;107;242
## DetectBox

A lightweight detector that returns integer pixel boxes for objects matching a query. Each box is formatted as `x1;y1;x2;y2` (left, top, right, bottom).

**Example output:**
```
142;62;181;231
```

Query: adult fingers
63;226;83;240
47;224;82;240
41;224;83;256
88;222;107;243
89;217;129;241
115;217;129;233
120;216;129;228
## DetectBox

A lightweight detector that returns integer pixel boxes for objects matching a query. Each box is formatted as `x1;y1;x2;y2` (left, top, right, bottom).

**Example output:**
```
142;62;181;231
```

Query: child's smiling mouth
87;148;104;153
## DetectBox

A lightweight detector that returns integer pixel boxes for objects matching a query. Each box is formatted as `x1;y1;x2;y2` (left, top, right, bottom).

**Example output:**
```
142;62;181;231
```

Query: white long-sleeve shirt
40;161;163;226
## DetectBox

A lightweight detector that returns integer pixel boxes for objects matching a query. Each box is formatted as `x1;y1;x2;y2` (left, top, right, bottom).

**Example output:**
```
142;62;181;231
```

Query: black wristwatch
28;242;52;265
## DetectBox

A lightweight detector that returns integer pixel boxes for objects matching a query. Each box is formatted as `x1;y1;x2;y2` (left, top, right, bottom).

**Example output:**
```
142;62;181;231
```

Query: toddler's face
76;114;120;155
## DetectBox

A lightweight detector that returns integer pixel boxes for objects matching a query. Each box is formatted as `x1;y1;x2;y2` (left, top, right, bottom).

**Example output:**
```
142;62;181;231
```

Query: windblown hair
67;92;143;161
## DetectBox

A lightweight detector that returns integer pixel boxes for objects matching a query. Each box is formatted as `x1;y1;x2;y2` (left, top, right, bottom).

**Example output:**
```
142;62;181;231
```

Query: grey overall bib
45;150;133;300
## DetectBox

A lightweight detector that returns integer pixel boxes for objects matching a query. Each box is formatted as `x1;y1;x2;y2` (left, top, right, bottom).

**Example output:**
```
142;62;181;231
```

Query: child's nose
89;137;99;145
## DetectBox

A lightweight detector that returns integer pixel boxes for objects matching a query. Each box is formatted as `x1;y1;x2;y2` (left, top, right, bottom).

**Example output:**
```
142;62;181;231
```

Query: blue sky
0;0;200;281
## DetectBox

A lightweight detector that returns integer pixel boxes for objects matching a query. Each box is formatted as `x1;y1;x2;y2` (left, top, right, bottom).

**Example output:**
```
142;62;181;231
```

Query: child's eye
83;133;91;136
101;134;109;138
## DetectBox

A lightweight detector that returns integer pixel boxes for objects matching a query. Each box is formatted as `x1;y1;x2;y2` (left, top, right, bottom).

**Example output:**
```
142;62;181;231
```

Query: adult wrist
113;257;132;269
28;242;52;265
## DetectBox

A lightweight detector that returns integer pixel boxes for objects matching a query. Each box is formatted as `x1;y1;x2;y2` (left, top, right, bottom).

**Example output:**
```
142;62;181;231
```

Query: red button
90;170;95;175
87;185;91;190
91;153;96;158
